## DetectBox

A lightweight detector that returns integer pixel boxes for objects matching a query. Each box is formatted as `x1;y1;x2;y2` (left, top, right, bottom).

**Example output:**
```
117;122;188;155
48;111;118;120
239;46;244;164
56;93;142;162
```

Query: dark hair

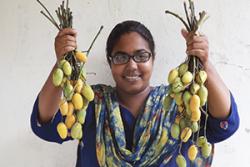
106;20;155;65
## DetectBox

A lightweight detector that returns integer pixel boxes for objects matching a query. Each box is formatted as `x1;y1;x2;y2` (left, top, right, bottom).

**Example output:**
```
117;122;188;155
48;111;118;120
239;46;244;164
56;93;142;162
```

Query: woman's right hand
55;28;78;60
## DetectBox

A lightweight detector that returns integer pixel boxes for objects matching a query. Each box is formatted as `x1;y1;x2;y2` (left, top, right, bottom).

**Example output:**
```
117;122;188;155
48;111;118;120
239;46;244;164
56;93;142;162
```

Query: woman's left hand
181;29;209;67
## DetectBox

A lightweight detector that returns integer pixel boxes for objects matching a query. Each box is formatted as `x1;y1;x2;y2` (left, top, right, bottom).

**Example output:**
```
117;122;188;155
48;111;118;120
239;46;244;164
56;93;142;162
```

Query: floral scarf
91;84;213;167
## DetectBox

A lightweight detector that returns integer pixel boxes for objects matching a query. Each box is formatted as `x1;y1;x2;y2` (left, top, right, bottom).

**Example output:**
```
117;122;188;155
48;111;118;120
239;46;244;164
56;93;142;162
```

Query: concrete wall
0;0;249;166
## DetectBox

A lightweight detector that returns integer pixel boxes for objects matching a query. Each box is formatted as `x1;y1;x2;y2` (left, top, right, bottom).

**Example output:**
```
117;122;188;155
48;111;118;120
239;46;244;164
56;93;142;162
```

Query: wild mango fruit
57;122;68;139
201;142;212;158
71;122;82;139
190;83;200;95
72;93;83;110
62;60;72;76
190;95;200;113
197;136;207;147
196;70;207;84
174;92;183;106
64;82;74;100
65;114;76;129
178;63;189;77
59;59;67;68
191;108;201;122
75;79;83;93
183;91;192;106
172;78;184;93
59;99;68;116
77;109;87;124
176;154;187;167
181;71;193;85
52;68;64;86
75;51;88;63
191;121;199;133
163;95;172;111
81;84;94;101
171;123;180;139
198;85;208;106
180;127;192;142
67;102;74;116
168;69;179;84
188;144;198;161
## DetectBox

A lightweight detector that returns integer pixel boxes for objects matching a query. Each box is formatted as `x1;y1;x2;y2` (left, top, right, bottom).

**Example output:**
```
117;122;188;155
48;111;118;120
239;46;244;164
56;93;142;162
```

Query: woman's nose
126;57;138;69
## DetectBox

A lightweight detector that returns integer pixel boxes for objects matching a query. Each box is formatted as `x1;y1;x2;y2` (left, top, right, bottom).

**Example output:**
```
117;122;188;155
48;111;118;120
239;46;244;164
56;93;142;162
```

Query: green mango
201;142;212;158
168;69;179;84
62;60;72;76
197;136;207;147
52;68;64;87
178;63;189;77
176;154;187;167
77;109;87;124
64;82;74;100
171;123;180;139
198;85;208;106
163;95;173;111
71;122;82;139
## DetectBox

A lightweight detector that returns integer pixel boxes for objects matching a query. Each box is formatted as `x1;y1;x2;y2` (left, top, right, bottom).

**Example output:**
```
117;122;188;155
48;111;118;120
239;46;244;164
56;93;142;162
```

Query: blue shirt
31;89;239;167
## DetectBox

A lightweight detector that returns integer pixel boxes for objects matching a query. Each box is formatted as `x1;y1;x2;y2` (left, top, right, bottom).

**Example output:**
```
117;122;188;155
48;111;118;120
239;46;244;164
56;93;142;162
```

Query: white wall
0;0;249;166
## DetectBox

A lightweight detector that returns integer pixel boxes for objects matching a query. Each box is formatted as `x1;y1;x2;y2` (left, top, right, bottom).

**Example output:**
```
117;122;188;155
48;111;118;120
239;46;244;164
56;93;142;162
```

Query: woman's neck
116;86;151;118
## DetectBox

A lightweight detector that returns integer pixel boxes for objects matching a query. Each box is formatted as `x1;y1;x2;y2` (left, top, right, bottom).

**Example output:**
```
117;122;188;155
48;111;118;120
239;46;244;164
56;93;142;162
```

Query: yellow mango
67;102;74;116
75;51;87;63
180;127;192;143
65;114;76;129
72;93;83;110
81;84;94;101
75;79;84;93
189;95;200;113
181;71;193;85
59;99;68;116
62;60;72;76
176;154;187;167
71;122;82;139
168;69;179;84
191;108;201;122
188;144;198;161
57;122;68;139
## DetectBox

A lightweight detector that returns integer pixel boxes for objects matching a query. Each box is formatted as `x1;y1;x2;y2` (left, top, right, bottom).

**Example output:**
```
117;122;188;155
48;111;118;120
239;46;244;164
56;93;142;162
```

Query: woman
31;20;239;166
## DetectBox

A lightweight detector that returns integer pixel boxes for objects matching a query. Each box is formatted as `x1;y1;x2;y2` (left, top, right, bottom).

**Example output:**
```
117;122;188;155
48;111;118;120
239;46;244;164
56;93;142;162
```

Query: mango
183;91;192;106
72;93;84;110
198;85;208;106
163;95;172;111
172;78;184;93
75;79;84;93
190;83;200;95
62;60;72;76
176;154;187;167
81;84;94;101
191;121;199;133
52;68;64;86
171;123;180;139
196;70;207;84
75;51;87;63
77;109;87;124
59;99;68;116
59;59;67;68
57;122;68;139
197;136;207;147
174;92;183;106
65;114;76;129
178;63;189;77
64;82;74;100
71;122;82;139
190;95;200;113
201;142;212;158
67;102;74;116
168;69;179;84
181;71;193;85
191;108;201;122
188;144;198;161
180;127;192;142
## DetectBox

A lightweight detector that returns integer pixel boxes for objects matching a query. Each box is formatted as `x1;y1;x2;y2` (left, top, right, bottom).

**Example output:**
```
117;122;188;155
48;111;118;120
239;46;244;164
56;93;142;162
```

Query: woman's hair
106;20;155;65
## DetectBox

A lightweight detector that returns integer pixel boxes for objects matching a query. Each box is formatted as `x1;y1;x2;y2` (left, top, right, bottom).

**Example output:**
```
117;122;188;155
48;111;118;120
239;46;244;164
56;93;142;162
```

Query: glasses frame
109;50;152;65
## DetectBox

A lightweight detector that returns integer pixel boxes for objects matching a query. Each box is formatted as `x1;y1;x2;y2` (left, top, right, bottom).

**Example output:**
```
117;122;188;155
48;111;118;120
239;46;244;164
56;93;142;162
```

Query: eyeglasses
109;50;152;65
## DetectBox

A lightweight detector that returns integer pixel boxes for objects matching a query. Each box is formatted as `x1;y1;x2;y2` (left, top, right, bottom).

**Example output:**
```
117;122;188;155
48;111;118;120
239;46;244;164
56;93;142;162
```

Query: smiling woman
31;20;239;167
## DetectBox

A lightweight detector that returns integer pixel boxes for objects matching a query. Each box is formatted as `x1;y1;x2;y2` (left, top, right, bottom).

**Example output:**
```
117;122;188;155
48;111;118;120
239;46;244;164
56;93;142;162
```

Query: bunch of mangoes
53;50;94;140
163;62;211;165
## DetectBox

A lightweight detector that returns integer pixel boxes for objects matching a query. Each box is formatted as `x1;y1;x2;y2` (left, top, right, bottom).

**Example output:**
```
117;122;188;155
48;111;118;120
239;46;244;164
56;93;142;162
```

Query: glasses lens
112;53;129;64
134;52;151;63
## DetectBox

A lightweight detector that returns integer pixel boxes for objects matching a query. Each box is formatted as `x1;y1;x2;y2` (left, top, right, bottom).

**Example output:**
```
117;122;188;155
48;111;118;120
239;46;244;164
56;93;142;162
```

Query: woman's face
110;32;154;95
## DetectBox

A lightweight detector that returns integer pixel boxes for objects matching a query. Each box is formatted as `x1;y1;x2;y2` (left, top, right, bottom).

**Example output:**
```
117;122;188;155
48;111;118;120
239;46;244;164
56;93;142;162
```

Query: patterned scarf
91;84;213;167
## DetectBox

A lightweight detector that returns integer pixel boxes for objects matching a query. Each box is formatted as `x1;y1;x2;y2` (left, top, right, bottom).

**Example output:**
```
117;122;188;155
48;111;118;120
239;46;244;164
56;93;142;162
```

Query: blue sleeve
30;96;72;144
204;92;240;143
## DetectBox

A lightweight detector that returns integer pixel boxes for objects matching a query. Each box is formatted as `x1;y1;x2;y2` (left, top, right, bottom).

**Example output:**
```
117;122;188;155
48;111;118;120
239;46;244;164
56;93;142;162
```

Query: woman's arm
38;28;77;123
181;29;231;119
